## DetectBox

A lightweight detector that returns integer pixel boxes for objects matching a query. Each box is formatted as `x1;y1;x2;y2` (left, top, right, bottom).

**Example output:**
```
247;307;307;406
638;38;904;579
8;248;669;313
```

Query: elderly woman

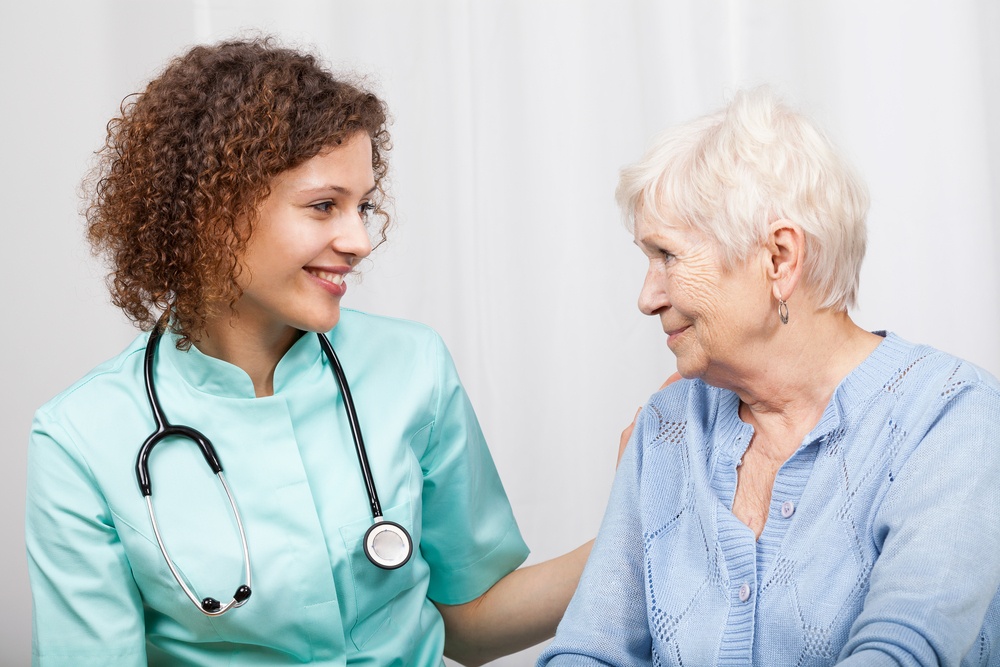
539;88;1000;665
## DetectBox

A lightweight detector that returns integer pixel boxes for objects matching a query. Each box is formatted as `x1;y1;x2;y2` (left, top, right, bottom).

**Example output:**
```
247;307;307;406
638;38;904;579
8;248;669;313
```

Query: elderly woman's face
634;214;771;383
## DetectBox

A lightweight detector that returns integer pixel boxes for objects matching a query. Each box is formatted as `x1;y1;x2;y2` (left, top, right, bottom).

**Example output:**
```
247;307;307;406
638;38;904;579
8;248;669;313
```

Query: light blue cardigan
540;333;1000;666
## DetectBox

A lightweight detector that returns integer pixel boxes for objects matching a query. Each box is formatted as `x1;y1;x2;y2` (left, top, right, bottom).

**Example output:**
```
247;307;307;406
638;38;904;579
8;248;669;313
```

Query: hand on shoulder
617;373;682;467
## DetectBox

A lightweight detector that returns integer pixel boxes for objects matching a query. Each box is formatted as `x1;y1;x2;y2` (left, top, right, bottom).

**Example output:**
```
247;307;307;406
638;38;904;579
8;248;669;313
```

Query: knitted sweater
539;333;1000;666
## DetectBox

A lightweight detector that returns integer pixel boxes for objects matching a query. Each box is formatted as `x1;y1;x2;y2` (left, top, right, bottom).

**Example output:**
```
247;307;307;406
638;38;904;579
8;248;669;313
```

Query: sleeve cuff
425;518;530;605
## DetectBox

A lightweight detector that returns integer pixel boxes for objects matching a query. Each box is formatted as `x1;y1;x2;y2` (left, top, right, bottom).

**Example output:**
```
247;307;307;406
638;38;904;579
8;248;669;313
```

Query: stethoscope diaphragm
364;519;413;569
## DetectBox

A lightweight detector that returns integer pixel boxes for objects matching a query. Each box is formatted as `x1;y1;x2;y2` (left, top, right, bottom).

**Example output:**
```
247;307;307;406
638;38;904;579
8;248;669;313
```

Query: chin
673;357;705;381
295;309;342;334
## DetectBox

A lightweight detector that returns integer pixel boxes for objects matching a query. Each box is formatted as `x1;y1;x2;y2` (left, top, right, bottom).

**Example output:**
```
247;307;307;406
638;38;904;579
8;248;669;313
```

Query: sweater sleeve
537;411;653;666
838;381;1000;665
25;411;147;667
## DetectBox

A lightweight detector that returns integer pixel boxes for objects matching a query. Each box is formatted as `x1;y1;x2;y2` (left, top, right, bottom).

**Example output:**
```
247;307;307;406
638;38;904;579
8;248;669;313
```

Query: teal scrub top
26;309;529;666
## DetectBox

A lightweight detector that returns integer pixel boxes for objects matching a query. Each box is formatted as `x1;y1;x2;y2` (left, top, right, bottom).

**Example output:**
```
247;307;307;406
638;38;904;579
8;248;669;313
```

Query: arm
26;413;147;666
536;420;653;666
837;384;1000;665
435;374;675;665
435;540;593;666
420;337;655;665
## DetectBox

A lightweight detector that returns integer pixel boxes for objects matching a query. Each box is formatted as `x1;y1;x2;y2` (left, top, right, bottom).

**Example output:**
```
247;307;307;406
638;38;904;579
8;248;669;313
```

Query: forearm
435;540;593;666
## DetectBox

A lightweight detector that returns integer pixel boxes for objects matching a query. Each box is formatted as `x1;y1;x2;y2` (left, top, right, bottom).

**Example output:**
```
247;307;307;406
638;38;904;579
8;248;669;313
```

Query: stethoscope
135;325;413;616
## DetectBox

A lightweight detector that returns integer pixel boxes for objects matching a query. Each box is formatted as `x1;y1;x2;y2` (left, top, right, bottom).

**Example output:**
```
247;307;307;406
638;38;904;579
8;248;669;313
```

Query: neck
726;308;882;458
196;316;303;397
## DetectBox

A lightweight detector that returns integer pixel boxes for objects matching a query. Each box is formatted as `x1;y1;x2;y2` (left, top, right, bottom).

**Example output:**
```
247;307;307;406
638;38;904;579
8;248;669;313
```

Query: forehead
273;133;375;190
634;211;695;244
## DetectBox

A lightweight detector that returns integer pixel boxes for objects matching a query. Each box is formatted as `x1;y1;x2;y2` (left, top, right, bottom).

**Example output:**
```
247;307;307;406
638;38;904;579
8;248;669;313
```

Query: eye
358;201;376;222
310;201;334;213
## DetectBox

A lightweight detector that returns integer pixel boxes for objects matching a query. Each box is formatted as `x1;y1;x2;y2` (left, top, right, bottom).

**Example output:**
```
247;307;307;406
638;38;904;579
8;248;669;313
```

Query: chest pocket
340;500;423;649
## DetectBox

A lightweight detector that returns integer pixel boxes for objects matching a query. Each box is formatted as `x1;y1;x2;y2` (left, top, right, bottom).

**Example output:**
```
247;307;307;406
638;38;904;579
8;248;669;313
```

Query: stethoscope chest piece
364;519;413;569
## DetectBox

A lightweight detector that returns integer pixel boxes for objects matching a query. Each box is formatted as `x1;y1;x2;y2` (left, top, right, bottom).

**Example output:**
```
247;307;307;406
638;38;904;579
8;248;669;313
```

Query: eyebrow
296;184;378;197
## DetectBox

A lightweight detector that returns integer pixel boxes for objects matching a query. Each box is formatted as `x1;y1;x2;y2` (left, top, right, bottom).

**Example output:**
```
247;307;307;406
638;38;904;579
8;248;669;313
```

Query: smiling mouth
306;269;345;286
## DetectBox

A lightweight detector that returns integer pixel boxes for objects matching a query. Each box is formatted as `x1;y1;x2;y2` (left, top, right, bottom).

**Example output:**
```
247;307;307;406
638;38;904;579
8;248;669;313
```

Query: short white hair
617;86;869;311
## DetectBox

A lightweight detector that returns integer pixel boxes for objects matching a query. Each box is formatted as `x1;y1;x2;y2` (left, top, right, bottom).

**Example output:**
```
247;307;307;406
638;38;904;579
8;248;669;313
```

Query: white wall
2;1;997;664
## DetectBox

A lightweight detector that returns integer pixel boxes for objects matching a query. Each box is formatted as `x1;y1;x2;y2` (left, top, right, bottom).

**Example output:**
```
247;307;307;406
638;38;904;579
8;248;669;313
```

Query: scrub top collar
159;328;327;399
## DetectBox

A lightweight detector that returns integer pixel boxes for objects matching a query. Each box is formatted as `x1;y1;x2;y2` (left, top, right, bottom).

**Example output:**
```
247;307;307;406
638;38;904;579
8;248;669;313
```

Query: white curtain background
2;1;998;664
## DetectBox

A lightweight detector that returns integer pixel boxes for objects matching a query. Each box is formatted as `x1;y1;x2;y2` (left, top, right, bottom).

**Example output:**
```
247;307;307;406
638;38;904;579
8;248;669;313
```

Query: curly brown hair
85;37;392;347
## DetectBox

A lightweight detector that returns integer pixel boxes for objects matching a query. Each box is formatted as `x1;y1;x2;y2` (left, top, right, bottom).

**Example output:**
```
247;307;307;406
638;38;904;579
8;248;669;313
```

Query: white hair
616;86;870;311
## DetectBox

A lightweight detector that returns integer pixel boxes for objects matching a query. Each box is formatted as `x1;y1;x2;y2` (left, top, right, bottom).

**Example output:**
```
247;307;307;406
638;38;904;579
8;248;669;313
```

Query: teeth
308;269;344;285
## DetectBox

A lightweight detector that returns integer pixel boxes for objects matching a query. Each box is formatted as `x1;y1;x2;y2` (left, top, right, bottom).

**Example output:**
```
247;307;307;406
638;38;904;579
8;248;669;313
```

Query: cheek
672;269;726;318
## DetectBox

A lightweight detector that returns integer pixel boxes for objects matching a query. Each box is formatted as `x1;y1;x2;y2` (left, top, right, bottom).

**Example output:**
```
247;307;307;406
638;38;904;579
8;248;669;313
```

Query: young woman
26;37;589;667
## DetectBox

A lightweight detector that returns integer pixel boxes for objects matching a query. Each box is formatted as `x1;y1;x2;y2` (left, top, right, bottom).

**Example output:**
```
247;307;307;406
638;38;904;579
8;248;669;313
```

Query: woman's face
634;213;771;384
234;132;375;341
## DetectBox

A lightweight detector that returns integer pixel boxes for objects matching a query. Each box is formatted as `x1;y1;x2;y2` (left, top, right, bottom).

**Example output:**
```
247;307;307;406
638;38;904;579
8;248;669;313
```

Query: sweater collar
805;331;911;443
714;331;914;461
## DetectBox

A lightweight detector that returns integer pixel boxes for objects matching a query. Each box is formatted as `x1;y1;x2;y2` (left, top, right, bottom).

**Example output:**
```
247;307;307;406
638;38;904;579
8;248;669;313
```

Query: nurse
26;38;590;666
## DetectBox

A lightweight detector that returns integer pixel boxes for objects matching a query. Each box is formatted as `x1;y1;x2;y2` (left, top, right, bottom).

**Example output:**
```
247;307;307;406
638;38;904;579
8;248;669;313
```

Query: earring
778;299;789;325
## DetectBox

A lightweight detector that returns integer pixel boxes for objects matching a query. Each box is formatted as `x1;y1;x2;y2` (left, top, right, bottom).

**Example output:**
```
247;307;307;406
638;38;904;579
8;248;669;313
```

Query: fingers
617;374;681;468
617;407;642;468
660;372;682;390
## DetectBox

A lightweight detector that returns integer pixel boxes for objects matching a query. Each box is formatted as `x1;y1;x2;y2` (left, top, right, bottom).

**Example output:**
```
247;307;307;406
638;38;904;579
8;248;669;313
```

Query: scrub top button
738;583;751;602
781;501;795;518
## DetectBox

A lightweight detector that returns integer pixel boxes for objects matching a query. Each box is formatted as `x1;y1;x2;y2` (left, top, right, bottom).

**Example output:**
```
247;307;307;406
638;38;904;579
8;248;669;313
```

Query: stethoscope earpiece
200;585;252;613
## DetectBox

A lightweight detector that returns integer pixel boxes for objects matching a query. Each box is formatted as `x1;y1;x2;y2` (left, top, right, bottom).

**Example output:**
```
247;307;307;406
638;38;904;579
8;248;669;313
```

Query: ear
765;219;805;302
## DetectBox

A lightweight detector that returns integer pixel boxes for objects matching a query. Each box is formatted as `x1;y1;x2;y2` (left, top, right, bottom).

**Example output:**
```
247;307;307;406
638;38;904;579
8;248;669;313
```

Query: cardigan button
738;583;751;602
781;501;796;518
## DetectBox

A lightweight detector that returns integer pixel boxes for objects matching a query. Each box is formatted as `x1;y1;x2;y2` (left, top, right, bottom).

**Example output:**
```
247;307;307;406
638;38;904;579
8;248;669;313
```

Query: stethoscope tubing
137;326;253;615
316;332;383;520
135;326;413;616
144;475;251;615
317;333;413;570
137;329;222;496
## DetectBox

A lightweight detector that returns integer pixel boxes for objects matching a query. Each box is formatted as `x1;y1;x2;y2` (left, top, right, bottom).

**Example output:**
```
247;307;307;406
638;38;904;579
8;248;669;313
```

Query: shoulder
878;332;1000;410
330;308;445;353
326;309;459;393
29;332;151;484
641;378;734;440
840;333;1000;483
631;377;741;479
33;333;149;428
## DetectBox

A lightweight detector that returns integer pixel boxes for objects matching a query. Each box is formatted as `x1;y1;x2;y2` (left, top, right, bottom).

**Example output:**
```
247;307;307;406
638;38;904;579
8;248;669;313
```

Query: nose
335;209;374;262
637;262;668;316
